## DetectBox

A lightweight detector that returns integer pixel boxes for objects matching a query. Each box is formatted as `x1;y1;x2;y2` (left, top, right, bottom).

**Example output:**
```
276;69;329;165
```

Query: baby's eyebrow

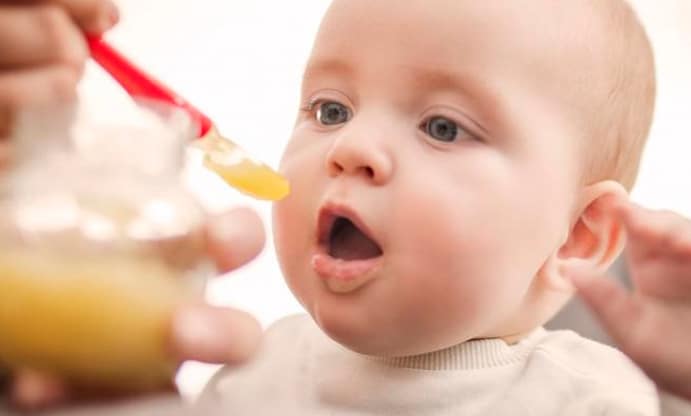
302;59;494;107
406;67;497;112
302;59;354;84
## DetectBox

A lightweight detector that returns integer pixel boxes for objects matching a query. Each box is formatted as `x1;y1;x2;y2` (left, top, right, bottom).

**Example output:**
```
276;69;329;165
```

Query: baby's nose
325;135;393;185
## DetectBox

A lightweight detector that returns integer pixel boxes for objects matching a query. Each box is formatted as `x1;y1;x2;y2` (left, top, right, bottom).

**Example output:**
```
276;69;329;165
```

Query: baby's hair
582;0;656;191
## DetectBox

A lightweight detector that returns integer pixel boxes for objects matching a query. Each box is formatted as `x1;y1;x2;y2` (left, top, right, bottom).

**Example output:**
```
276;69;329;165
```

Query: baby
204;0;669;414
1;0;689;414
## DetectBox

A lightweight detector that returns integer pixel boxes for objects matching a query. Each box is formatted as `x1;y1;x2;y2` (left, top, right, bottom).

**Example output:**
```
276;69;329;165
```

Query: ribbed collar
368;327;547;370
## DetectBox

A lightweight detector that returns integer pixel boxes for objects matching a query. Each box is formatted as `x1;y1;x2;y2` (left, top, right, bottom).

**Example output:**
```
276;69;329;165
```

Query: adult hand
0;2;267;410
0;0;118;140
568;196;691;401
8;207;266;410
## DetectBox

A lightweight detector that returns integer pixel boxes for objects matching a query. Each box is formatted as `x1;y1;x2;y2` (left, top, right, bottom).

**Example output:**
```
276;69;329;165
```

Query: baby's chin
313;313;476;358
326;332;431;358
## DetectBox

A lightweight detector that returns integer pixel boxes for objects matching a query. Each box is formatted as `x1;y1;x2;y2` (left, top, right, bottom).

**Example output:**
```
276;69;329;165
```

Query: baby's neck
498;329;537;345
365;327;547;371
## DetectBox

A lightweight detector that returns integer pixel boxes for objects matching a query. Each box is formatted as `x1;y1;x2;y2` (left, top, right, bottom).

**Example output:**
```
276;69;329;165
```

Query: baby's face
274;0;586;355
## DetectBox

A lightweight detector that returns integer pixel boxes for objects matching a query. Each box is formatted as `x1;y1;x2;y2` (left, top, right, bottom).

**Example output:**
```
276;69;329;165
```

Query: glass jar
0;100;211;391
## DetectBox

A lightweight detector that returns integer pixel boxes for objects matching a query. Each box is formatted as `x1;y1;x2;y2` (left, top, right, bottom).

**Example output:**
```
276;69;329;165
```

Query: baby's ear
539;181;628;291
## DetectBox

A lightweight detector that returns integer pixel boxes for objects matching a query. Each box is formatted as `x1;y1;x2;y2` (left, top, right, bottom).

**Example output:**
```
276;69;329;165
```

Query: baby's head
273;0;655;356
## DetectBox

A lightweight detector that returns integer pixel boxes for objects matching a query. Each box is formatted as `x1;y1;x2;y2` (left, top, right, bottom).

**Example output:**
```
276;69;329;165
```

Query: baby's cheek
272;168;321;292
400;198;526;318
394;206;506;294
273;203;311;305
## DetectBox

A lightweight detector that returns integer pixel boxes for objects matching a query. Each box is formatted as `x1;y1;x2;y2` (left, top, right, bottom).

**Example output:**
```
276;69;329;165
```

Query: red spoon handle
87;36;213;137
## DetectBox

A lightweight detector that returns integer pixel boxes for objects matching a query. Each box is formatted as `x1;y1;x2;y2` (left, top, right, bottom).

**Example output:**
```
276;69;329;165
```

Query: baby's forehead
309;1;616;116
312;0;612;84
319;0;605;43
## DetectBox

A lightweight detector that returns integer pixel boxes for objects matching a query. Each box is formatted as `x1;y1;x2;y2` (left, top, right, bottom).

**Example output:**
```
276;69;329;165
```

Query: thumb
169;304;262;365
567;266;645;348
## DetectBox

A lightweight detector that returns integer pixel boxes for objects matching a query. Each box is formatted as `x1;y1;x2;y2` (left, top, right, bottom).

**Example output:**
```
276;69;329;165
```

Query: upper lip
316;202;381;254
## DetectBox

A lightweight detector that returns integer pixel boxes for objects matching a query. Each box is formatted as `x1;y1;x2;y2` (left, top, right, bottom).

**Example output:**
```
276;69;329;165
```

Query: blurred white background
85;0;691;399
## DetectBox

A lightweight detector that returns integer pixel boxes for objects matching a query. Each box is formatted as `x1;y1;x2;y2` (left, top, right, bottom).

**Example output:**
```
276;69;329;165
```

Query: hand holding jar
0;99;265;410
0;1;266;409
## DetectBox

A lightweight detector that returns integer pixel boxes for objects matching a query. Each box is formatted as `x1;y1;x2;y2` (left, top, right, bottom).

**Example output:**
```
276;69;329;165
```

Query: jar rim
11;98;197;177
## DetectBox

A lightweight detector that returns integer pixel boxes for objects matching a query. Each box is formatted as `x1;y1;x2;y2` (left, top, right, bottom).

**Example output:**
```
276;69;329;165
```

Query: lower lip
311;253;382;294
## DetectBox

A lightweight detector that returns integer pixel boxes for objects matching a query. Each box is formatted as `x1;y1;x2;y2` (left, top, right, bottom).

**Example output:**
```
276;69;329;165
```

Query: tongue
330;220;382;261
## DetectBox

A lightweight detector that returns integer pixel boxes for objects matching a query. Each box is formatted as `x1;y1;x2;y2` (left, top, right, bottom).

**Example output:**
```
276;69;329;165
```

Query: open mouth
318;209;383;261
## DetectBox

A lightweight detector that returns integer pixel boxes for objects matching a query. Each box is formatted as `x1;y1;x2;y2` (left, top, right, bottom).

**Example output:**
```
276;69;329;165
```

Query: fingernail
89;1;120;34
107;1;120;27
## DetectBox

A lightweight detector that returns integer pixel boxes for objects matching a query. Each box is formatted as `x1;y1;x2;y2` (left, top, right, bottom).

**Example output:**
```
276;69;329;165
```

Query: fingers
7;368;176;411
172;209;265;365
0;2;97;140
0;4;87;70
570;265;691;399
616;202;691;257
52;0;119;35
9;369;69;411
0;0;119;139
614;202;691;298
169;304;262;365
0;66;80;107
206;207;266;273
0;66;80;141
567;266;646;347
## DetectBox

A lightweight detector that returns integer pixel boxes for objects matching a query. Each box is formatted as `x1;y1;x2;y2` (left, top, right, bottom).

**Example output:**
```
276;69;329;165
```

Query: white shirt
206;314;689;415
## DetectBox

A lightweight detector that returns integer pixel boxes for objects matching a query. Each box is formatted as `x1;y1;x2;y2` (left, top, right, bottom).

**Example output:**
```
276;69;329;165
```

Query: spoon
87;36;290;201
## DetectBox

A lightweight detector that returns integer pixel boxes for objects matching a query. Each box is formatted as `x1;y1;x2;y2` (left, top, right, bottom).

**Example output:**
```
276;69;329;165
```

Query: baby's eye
422;116;468;143
316;101;352;126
